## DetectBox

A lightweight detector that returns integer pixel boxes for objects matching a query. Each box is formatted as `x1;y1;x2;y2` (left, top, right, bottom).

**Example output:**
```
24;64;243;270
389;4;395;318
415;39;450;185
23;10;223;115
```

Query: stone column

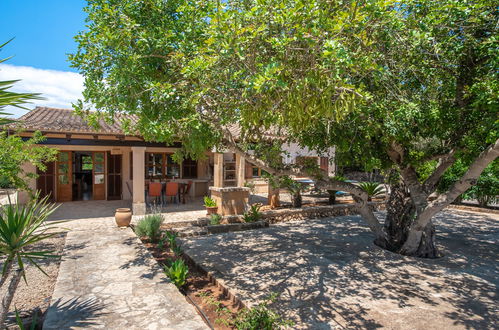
213;152;224;188
236;154;246;187
131;146;146;215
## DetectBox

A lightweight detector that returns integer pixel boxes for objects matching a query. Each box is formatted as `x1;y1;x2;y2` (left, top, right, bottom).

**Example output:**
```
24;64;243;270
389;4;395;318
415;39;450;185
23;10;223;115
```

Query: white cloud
0;64;84;118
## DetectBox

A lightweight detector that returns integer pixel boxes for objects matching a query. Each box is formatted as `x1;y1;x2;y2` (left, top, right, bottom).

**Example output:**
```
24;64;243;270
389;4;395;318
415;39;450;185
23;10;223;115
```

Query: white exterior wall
282;143;336;176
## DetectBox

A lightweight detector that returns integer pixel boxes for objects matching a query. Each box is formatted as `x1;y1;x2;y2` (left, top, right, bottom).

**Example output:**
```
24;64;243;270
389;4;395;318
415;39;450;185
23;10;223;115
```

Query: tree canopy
71;0;498;257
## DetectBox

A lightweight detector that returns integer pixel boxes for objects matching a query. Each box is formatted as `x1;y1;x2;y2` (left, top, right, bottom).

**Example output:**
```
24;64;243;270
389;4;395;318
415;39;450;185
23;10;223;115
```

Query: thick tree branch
423;149;456;193
401;139;499;254
220;127;387;241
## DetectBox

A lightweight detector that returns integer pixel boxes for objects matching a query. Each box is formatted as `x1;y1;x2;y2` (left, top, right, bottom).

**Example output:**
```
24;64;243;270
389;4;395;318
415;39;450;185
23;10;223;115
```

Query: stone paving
181;209;499;329
44;201;207;330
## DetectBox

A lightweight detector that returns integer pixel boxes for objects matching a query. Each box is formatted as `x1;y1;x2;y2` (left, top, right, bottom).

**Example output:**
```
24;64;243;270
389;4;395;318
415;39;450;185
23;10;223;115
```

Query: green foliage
465;162;499;206
233;293;293;330
163;259;188;288
15;308;37;330
0;176;11;189
358;182;385;200
0;40;43;125
209;213;222;225
242;204;262;223
0;131;58;192
135;214;163;241
0;194;61;278
71;0;498;211
203;196;217;207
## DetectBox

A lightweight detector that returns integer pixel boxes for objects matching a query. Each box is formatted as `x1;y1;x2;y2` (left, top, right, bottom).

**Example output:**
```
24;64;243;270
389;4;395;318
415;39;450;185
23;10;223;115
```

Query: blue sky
0;0;87;117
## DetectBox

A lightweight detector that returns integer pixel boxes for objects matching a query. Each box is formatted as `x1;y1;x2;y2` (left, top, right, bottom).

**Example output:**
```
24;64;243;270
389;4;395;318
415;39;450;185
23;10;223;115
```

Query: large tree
71;0;498;258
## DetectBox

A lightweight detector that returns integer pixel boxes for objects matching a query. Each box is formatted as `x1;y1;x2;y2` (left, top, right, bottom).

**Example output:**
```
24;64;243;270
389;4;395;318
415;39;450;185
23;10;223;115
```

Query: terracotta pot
206;206;218;216
115;208;132;227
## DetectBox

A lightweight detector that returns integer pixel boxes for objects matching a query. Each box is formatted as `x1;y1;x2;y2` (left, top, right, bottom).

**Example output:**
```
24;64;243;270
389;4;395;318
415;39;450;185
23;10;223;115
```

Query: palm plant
358;182;385;201
0;194;61;326
0;39;42;125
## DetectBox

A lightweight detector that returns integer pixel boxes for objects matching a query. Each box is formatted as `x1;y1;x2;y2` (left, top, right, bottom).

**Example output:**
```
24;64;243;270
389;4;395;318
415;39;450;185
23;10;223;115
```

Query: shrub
465;162;499;206
358;182;385;201
204;196;217;207
243;204;262;223
210;213;222;225
0;176;11;189
135;214;163;241
233;293;293;330
164;259;188;288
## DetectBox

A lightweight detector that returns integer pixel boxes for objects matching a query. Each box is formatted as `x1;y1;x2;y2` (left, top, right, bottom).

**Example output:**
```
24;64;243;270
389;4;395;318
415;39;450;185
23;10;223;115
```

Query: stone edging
261;202;386;224
447;204;499;215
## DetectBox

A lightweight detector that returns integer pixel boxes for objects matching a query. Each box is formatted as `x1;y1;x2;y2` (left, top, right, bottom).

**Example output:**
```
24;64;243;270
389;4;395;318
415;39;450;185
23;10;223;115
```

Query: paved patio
44;202;207;329
181;209;498;329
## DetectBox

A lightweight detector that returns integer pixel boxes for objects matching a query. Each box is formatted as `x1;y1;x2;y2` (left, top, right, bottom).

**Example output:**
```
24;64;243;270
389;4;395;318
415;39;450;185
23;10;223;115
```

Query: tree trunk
291;192;302;208
381;183;440;258
327;190;336;205
0;268;24;327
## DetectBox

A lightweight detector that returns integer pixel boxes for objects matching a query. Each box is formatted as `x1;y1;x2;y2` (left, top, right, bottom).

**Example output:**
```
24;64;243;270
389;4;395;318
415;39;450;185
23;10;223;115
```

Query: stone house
7;107;334;214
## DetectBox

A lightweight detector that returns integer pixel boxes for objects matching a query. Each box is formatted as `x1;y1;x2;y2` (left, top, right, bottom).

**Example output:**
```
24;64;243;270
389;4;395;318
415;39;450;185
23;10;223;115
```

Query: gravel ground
3;232;67;327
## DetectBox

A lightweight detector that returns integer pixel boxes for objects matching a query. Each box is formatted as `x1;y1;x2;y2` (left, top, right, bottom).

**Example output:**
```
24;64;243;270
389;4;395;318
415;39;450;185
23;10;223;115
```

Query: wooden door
56;151;72;202
36;161;55;202
93;151;106;200
107;153;122;200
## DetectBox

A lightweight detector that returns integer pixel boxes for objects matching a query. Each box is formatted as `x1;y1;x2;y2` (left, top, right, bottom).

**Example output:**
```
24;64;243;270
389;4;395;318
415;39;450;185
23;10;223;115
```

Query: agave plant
358;182;385;201
0;194;61;326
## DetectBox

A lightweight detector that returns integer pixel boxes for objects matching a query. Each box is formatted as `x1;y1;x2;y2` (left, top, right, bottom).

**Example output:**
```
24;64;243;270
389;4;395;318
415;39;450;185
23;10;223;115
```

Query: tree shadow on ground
43;296;108;329
118;237;167;282
181;210;498;329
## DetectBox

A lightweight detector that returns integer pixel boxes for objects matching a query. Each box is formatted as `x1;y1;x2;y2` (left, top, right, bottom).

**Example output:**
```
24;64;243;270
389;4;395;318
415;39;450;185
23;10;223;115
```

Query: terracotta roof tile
9;107;137;135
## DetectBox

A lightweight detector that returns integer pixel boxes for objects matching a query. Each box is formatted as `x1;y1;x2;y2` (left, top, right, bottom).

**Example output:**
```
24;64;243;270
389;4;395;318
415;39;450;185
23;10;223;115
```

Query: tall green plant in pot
0;194;61;326
203;196;218;215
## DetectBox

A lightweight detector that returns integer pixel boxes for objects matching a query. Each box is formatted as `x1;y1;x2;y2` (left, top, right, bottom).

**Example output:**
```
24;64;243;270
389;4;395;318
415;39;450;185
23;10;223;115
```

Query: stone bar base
209;187;250;216
132;202;146;216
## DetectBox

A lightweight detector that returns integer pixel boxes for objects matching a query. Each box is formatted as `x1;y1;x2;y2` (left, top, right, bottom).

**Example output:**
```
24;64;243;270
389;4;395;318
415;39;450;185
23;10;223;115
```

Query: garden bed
4;232;67;329
139;237;245;329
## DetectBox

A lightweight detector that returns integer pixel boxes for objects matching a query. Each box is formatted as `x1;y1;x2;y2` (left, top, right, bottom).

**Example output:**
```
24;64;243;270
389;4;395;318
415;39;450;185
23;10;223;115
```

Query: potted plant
204;196;218;215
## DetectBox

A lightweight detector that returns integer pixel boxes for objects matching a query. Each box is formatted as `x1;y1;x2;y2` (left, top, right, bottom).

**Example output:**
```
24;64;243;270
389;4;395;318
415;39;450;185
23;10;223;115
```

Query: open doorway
73;152;93;200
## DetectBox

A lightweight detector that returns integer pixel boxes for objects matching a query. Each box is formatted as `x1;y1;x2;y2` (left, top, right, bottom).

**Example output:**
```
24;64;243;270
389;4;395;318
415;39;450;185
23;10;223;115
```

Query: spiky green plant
0;194;61;326
203;196;217;207
0;39;43;125
358;182;385;201
163;259;188;288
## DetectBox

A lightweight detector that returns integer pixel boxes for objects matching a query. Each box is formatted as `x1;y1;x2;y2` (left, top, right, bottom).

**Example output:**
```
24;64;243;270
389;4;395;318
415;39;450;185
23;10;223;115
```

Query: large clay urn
115;208;132;227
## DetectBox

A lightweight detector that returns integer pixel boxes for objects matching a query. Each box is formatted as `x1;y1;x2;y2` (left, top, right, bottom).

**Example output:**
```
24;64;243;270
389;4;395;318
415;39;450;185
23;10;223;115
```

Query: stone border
206;221;269;234
447;204;499;215
261;202;385;224
182;253;248;310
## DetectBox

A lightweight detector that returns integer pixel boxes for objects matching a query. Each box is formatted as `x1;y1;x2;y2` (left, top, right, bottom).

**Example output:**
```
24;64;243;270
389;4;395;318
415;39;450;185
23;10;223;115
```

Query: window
252;166;262;178
146;153;164;179
182;158;197;178
145;152;183;179
166;154;180;178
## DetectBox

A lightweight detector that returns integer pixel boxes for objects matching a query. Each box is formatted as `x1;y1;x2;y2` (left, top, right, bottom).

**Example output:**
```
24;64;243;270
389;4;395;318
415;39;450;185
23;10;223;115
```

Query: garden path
43;201;207;330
